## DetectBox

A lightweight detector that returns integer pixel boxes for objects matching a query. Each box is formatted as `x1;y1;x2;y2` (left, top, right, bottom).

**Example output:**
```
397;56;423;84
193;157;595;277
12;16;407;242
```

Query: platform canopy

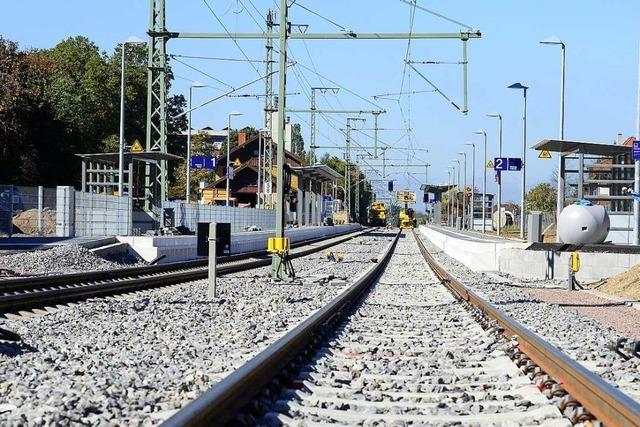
420;184;456;194
76;152;183;163
533;139;630;156
291;164;342;182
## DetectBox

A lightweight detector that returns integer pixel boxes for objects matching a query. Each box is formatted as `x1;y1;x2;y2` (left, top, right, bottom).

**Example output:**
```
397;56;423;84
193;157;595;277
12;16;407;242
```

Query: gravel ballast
258;232;567;425
0;244;143;276
416;230;640;403
0;232;395;426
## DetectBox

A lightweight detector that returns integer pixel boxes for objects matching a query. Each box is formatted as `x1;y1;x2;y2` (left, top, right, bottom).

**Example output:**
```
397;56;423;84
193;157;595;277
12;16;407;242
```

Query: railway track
164;230;640;426
0;228;370;315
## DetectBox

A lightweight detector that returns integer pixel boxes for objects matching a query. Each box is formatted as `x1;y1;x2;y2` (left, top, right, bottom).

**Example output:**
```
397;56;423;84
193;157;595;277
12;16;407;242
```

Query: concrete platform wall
499;248;640;282
419;226;525;271
119;224;361;263
420;225;640;282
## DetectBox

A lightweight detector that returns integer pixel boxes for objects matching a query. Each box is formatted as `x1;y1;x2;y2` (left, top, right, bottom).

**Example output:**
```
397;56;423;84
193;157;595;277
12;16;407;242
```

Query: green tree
0;37;54;184
291;123;305;158
0;35;186;188
525;183;557;213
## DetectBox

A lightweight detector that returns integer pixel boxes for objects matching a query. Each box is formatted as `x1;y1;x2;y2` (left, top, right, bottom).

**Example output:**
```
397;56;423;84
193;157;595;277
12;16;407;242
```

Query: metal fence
0;185;57;237
163;201;276;233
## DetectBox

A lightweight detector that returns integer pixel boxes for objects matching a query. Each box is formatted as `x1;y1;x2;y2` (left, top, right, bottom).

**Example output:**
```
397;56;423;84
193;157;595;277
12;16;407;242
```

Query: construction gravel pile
595;263;640;300
416;231;640;403
0;244;142;276
0;231;395;426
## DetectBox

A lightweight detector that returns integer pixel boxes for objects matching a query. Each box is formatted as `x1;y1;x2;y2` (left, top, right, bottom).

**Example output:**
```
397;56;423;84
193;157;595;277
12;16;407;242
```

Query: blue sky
2;1;639;207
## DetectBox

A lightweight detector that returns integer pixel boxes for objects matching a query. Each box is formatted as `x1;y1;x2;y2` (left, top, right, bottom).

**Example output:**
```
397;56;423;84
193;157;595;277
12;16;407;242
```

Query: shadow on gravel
557;302;627;308
493;298;540;305
0;341;37;357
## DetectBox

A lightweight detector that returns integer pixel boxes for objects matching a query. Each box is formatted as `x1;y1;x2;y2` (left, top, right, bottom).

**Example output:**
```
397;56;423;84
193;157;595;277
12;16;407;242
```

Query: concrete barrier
499;247;640;282
118;224;362;263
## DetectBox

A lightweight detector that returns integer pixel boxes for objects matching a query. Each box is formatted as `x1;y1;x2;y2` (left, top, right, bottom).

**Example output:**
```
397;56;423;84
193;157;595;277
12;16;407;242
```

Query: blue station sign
633;140;640;161
494;157;522;172
190;156;216;170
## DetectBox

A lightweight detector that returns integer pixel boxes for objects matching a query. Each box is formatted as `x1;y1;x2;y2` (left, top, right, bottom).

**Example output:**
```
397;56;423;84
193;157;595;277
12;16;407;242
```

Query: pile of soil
12;208;56;235
596;264;640;300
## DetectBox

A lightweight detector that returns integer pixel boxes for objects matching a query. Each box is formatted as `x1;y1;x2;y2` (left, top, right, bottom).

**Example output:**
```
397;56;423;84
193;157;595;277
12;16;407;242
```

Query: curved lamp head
487;112;501;118
191;81;207;88
473;130;486;136
508;82;529;90
540;36;564;46
229;111;242;117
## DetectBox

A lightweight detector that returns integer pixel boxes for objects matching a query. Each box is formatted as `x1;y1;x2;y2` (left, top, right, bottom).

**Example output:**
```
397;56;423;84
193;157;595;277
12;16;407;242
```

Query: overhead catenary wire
171;57;236;90
201;0;263;77
397;0;474;31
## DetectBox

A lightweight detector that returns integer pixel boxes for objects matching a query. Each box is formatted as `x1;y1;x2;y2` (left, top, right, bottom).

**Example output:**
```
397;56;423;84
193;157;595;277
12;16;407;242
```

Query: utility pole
345;117;366;220
271;0;288;278
263;10;275;208
635;41;640;245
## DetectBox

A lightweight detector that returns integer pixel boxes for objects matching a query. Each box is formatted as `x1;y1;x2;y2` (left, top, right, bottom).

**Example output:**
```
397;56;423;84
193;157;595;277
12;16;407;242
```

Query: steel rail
0;228;373;314
0;228;366;294
162;231;401;426
413;230;640;427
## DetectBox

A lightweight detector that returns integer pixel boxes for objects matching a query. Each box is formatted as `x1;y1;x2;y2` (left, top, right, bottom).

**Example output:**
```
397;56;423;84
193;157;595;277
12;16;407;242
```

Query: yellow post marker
267;237;295;278
568;251;580;290
486;160;494;169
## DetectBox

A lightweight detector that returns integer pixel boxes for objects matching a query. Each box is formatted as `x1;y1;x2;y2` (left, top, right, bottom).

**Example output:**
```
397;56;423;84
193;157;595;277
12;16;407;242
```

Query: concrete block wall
164;202;276;233
74;191;132;237
56;186;75;237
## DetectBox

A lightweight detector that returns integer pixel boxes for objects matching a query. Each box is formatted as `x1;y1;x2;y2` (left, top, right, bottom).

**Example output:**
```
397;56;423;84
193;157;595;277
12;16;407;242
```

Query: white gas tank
557;202;610;244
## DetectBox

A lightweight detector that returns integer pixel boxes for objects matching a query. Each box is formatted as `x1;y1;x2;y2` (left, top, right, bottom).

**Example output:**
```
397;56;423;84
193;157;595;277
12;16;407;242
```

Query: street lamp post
508;82;529;239
541;36;566;242
457;152;467;229
448;167;455;226
465;142;476;231
452;159;461;228
487;113;503;236
447;169;451;225
186;82;207;203
118;36;144;197
226;111;242;207
474;130;488;233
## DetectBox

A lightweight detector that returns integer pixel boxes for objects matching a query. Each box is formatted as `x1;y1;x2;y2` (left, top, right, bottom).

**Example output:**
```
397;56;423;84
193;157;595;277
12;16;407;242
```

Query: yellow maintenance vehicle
399;207;417;229
367;201;387;226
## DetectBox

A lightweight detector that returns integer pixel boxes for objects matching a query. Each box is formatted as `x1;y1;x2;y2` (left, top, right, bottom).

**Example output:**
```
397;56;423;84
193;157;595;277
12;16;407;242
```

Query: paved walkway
523;287;640;339
429;226;520;244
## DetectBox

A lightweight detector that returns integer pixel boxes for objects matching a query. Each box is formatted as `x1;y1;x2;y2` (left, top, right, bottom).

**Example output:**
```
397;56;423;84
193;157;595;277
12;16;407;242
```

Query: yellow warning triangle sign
538;150;552;159
486;160;494;169
130;140;144;153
